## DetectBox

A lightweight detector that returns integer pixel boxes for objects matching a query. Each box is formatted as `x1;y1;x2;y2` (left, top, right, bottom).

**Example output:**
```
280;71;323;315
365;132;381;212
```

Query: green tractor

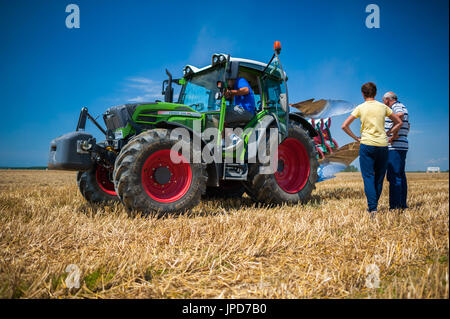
48;41;319;214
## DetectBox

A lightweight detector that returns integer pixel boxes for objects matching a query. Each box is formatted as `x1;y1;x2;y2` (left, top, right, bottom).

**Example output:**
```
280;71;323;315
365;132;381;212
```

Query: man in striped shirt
383;92;409;210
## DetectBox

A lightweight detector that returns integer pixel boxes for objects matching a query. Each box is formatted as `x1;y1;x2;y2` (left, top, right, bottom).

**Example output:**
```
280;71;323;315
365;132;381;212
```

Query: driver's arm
225;87;249;97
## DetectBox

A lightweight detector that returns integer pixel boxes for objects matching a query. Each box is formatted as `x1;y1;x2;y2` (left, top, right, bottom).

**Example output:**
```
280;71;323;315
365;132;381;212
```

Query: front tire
113;129;207;215
77;164;119;204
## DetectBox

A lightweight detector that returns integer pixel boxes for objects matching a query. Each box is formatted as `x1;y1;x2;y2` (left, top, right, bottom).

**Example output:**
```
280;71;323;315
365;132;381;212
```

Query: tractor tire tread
113;129;207;215
245;121;319;204
77;168;119;204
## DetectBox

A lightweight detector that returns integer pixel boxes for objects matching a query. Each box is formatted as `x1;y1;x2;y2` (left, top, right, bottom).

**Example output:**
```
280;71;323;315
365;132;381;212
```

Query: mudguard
288;113;317;138
243;113;316;163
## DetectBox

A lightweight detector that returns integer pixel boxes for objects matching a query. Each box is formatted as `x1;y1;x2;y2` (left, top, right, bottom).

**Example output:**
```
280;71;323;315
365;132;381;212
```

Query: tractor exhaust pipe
162;69;174;103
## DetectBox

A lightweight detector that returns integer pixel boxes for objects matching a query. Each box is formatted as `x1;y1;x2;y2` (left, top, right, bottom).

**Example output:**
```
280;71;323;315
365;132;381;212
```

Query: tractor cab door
261;57;289;140
178;66;227;143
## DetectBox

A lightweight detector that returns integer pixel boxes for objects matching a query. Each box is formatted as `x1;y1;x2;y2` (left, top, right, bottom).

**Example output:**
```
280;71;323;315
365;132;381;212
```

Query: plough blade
290;98;359;182
290;99;355;119
319;142;360;166
317;142;360;182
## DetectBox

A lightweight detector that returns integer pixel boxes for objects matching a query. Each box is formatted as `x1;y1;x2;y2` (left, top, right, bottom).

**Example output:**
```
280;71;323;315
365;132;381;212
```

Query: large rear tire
244;122;319;204
77;164;119;204
113;129;207;215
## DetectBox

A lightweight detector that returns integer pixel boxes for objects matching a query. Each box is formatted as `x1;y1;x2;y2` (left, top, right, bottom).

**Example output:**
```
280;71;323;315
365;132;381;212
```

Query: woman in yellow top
342;82;402;214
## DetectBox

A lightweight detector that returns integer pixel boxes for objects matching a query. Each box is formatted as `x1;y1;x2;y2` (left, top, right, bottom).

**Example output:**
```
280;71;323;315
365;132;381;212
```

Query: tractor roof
183;54;286;79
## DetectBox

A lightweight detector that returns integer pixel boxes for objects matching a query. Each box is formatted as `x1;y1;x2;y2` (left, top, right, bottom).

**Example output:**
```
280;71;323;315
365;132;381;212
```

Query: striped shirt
385;101;409;150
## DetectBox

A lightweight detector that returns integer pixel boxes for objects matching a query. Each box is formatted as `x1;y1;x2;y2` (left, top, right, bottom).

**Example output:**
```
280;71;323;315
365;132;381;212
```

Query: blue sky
0;0;448;170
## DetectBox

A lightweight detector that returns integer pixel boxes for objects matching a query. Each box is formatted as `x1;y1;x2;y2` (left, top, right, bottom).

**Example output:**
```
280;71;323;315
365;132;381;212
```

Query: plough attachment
317;142;360;182
290;98;355;119
290;98;359;182
319;142;360;166
308;117;339;160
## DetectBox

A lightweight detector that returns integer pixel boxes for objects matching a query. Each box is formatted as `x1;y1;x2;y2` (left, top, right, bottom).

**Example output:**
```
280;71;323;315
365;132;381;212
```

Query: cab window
263;78;285;108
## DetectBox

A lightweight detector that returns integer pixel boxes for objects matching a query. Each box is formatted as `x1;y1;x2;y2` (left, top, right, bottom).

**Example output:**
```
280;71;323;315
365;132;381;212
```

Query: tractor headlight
212;54;226;66
183;66;193;76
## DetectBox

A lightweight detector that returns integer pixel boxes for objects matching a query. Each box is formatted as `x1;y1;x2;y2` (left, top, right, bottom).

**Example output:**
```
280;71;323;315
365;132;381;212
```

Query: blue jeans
359;144;388;212
387;150;408;209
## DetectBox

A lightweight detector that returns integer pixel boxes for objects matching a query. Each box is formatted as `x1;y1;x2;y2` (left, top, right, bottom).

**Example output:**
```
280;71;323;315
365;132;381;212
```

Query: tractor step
223;163;248;180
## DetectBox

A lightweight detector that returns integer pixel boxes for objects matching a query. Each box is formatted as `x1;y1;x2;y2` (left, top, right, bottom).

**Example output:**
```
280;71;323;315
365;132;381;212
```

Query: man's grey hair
383;92;398;101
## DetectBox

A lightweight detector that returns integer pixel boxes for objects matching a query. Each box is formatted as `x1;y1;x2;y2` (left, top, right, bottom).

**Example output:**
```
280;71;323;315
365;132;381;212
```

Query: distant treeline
343;165;359;172
338;165;449;173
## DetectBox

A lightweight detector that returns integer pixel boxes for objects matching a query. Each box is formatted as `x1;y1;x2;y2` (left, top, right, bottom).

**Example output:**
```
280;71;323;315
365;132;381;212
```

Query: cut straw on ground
0;170;448;298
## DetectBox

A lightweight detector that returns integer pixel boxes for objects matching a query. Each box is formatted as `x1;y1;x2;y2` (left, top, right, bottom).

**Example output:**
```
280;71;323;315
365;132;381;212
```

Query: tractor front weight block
48;131;95;171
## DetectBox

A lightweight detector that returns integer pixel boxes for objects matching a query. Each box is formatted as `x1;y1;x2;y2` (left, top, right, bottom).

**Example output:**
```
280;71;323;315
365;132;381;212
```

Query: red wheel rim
275;138;310;193
95;165;117;196
141;149;192;203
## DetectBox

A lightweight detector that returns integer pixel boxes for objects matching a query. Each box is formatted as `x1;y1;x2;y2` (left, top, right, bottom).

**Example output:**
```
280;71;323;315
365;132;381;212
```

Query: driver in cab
223;77;256;148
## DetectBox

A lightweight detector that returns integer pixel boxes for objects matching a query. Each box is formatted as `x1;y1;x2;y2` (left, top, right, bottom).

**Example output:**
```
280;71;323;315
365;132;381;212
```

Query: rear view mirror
162;69;173;103
216;81;224;100
279;93;287;112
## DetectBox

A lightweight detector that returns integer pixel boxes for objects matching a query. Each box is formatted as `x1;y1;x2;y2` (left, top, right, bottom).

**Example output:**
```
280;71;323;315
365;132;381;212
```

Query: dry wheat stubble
0;170;448;298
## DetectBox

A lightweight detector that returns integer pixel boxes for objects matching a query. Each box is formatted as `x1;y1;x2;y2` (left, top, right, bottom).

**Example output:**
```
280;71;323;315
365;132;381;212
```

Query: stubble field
0;170;448;298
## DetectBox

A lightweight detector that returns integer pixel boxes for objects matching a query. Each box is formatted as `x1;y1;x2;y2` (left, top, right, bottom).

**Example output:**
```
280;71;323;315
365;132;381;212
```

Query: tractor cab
175;52;289;139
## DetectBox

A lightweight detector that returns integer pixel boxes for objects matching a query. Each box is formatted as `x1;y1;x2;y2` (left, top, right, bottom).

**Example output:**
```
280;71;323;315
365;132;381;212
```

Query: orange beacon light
273;41;281;54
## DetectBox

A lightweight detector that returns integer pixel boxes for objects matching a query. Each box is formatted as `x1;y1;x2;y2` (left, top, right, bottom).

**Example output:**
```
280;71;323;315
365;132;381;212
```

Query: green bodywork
114;101;279;162
113;102;201;140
